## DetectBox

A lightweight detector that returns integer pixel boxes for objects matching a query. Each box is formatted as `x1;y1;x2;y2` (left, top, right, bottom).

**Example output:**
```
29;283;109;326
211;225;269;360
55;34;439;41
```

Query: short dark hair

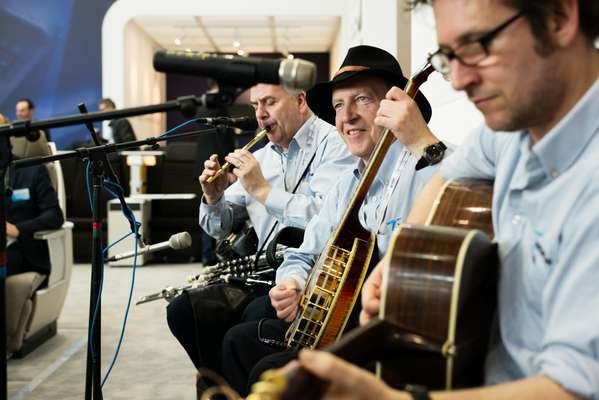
99;98;116;109
406;0;599;51
16;98;35;109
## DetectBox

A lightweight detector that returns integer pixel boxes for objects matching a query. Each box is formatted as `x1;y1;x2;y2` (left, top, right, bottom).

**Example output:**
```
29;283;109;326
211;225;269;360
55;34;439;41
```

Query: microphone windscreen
170;232;192;250
279;58;317;90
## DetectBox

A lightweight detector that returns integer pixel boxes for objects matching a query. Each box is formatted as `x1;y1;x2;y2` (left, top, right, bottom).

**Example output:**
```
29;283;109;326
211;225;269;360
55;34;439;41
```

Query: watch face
424;143;445;163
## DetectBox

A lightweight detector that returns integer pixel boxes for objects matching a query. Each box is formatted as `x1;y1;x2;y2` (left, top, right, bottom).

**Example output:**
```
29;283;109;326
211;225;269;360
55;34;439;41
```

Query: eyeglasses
428;11;524;77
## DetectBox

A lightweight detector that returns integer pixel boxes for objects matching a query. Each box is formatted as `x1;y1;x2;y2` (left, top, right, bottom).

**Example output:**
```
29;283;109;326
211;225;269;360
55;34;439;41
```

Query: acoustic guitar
248;179;498;399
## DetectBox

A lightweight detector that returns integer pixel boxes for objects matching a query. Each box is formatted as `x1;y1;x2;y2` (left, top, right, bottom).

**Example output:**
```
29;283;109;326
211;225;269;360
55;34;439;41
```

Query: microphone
195;116;258;131
107;232;192;262
153;51;317;91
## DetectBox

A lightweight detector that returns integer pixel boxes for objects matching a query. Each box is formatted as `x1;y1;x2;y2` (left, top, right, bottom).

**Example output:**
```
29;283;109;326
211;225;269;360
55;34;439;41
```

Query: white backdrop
102;0;483;144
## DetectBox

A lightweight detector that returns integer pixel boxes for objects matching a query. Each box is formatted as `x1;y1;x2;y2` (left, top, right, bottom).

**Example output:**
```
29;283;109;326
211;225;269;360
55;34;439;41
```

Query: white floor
7;262;203;400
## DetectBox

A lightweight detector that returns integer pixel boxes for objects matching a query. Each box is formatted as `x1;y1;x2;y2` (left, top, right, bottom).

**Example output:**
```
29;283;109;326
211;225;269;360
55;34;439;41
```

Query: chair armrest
33;221;74;240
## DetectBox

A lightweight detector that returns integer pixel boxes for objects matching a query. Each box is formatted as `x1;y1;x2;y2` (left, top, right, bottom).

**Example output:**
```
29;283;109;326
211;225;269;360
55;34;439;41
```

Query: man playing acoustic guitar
296;0;599;399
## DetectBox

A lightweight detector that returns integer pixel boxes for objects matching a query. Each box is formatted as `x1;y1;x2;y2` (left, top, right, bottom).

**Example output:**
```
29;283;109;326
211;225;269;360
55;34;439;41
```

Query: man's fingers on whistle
234;148;250;156
202;168;218;177
204;159;219;169
225;155;241;166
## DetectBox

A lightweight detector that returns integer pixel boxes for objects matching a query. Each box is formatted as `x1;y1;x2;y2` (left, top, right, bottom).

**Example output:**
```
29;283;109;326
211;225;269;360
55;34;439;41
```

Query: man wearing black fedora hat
218;45;447;396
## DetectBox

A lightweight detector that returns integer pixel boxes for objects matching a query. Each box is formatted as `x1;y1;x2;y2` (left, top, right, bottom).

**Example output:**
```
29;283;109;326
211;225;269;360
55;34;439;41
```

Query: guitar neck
280;318;398;400
329;63;435;247
330;129;396;246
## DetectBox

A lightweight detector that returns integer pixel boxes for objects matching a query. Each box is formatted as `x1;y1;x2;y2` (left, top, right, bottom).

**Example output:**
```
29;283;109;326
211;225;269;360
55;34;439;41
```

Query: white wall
122;21;165;136
102;3;166;137
103;0;482;145
411;6;483;146
330;0;408;73
103;0;347;137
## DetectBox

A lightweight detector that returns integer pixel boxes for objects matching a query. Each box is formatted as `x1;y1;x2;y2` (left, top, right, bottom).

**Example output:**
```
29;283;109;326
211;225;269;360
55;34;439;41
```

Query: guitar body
248;179;498;400
378;179;497;389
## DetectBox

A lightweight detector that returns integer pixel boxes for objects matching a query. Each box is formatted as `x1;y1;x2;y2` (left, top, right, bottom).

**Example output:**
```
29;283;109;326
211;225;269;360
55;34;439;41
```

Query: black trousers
221;316;297;396
7;245;49;286
220;293;366;396
165;285;272;372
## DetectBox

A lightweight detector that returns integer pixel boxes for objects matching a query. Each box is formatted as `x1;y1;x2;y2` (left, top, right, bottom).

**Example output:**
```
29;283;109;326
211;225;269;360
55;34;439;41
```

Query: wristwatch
415;141;447;170
404;384;430;400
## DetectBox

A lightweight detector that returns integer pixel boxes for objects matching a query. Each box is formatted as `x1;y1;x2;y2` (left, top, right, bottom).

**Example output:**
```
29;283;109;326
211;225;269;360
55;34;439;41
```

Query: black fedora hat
306;45;432;126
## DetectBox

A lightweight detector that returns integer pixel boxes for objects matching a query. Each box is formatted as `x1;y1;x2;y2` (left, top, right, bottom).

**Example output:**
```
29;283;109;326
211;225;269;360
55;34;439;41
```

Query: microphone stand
0;131;11;399
12;129;222;399
1;92;237;400
0;93;236;136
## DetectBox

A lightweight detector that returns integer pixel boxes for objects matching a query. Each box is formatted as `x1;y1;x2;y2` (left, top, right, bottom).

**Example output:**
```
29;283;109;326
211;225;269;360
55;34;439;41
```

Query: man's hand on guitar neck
295;350;576;400
270;277;302;322
375;86;438;159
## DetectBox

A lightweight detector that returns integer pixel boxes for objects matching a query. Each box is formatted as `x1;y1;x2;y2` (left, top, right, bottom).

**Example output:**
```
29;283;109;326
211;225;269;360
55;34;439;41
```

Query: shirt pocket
530;226;559;274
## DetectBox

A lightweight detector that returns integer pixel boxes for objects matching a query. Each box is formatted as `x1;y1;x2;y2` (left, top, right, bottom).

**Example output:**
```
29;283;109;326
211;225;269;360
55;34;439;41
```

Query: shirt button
550;170;559;178
512;214;521;225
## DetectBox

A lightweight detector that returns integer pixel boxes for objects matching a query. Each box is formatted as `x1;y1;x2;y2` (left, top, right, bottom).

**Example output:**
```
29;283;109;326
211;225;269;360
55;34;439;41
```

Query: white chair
5;138;73;356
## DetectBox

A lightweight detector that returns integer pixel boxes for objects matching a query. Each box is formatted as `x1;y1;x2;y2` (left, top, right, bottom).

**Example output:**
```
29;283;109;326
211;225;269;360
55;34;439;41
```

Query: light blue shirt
200;115;356;248
441;78;599;398
277;139;441;289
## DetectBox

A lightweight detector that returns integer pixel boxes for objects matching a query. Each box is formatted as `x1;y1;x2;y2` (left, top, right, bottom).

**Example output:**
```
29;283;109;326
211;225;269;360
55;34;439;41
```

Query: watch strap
415;154;429;171
415;141;446;171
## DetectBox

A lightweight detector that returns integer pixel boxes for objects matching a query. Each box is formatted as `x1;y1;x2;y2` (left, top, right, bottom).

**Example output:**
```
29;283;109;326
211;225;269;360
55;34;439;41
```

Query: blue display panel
0;0;113;149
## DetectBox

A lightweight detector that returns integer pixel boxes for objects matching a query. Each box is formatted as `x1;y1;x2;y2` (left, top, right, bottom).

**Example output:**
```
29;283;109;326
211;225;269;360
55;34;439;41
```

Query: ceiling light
185;48;192;52
174;37;182;46
233;40;241;48
287;54;295;59
236;49;246;56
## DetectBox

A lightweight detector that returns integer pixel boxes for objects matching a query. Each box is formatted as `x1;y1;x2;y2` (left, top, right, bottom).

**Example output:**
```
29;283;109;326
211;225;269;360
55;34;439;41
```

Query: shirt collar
352;159;367;179
530;77;599;178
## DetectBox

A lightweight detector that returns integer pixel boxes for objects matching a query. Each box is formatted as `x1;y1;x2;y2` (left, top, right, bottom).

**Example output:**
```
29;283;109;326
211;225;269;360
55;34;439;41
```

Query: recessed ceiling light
233;40;241;48
236;49;246;56
174;37;182;46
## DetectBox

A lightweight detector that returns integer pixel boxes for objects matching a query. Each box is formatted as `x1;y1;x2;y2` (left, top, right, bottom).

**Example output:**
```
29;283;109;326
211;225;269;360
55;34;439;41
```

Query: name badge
386;217;402;232
11;188;31;202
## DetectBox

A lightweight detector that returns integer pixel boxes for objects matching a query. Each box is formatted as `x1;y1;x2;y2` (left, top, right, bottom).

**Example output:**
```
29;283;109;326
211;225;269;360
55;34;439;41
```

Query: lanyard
375;149;410;232
255;132;325;266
